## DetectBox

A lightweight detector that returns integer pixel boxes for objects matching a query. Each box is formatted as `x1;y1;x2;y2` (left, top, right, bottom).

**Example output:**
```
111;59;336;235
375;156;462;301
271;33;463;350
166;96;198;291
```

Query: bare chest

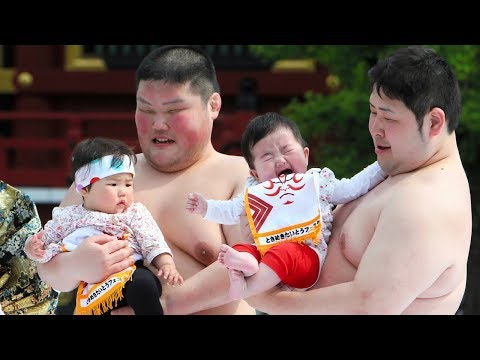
336;196;378;265
134;172;237;268
316;183;384;287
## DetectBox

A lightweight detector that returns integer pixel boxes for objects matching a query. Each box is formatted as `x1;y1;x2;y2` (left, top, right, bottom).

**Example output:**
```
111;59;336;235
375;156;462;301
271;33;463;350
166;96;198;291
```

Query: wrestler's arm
161;260;232;314
164;225;246;314
248;186;453;314
37;184;133;291
162;223;245;315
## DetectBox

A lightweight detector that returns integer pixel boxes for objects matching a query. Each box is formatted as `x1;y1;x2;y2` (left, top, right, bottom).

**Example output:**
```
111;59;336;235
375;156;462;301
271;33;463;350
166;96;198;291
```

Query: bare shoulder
387;174;452;215
209;152;249;180
216;152;249;169
385;164;471;236
207;152;249;198
394;161;470;206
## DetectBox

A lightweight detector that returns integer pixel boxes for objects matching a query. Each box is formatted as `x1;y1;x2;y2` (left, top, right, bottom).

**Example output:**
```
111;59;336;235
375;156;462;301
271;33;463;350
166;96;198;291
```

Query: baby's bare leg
218;244;258;277
227;269;246;300
228;263;281;300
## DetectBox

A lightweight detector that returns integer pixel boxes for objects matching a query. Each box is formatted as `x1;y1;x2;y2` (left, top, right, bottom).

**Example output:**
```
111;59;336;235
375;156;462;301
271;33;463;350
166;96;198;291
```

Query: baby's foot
218;244;258;276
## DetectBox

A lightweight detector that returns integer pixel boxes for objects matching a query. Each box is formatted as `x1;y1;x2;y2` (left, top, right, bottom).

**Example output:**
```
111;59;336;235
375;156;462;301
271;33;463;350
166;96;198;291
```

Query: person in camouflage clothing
0;180;58;315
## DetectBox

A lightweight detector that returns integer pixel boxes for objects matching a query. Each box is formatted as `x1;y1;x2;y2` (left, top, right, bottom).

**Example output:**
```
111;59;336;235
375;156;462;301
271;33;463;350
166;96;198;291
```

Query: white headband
74;154;135;193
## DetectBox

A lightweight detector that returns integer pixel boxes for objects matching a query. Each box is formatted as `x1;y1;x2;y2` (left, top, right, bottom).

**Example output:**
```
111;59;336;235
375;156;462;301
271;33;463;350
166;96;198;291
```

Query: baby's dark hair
240;112;307;169
71;137;137;179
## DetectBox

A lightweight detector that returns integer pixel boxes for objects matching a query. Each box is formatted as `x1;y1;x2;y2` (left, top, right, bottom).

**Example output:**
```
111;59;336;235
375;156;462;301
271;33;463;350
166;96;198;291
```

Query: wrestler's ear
428;107;445;137
209;93;222;118
249;169;259;181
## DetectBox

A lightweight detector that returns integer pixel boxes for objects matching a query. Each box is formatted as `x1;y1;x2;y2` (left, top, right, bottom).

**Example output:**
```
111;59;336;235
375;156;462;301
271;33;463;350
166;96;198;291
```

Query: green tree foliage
250;45;480;313
250;45;480;173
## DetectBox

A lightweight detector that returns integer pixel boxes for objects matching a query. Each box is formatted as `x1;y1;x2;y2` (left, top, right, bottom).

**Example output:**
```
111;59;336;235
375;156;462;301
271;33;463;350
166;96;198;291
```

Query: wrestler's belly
313;239;466;314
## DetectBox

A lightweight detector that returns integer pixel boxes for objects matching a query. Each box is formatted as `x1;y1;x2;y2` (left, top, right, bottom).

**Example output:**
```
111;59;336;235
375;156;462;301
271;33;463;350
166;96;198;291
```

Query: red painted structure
0;45;329;221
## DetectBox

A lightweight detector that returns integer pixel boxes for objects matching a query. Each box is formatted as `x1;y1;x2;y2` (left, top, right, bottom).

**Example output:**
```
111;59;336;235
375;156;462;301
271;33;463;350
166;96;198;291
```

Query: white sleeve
331;161;387;204
204;192;245;225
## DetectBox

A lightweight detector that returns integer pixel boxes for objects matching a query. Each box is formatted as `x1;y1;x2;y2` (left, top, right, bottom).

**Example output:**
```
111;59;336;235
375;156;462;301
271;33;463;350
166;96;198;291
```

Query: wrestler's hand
158;263;184;287
186;192;208;217
72;234;135;284
239;211;253;243
24;230;46;261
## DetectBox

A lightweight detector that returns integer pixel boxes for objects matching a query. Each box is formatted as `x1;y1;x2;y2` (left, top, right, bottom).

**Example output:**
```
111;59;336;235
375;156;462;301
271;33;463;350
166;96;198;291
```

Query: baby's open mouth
278;169;293;176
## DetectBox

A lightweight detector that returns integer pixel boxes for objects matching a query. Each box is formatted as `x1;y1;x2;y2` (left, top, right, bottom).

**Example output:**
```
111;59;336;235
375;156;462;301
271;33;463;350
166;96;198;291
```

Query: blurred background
0;45;477;314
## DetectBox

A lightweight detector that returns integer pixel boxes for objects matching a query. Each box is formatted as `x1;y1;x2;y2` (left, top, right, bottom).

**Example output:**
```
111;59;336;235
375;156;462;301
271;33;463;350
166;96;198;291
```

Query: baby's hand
24;232;46;261
186;192;208;217
157;264;184;287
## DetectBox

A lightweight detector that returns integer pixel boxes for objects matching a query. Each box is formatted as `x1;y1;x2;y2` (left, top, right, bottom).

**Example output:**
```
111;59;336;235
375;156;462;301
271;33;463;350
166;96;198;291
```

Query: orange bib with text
244;172;322;256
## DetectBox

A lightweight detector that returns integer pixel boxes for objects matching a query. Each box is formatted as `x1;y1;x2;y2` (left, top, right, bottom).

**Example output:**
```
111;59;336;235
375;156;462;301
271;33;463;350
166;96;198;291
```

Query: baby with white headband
25;137;183;315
